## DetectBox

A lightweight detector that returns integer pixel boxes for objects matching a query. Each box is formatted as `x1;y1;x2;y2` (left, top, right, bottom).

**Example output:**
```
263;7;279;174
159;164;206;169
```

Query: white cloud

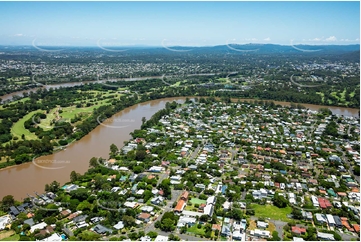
14;34;24;37
325;36;337;42
309;37;322;41
245;38;258;41
263;37;271;41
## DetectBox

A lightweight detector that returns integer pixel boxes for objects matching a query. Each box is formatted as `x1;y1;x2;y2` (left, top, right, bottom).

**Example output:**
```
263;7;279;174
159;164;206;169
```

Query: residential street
144;189;183;234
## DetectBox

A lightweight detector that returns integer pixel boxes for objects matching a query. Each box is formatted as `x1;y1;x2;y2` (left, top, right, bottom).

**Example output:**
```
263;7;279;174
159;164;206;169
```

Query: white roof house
113;221;124;230
257;221;269;229
317;232;335;241
148;166;164;172
207;196;216;205
124;202;137;208
204;204;214;216
326;214;335;226
311;195;319;207
41;233;62;241
0;215;11;230
177;216;196;227
141;206;154;213
30;222;47;233
251;229;271;238
154;235;169;241
315;213;327;224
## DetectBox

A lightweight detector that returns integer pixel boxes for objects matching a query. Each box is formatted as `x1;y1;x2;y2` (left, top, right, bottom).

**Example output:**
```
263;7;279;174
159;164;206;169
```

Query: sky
0;1;359;47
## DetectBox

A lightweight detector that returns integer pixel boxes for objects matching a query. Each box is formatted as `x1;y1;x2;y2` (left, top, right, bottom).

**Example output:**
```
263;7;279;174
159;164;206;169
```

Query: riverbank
0;95;359;171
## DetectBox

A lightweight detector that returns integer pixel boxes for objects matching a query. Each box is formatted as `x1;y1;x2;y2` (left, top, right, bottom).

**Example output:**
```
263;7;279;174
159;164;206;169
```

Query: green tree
77;230;100;241
271;231;280;241
155;221;161;228
89;157;99;168
44;216;57;225
291;207;303;220
122;215;135;228
135;150;147;161
161;218;175;232
70;171;80;182
273;193;288;208
110;144;118;154
1;195;15;210
76;200;92;211
147;231;158;239
200;215;209;222
353;166;360;176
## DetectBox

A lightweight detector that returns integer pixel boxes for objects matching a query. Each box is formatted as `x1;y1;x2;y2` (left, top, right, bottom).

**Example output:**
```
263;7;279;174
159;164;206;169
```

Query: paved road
339;230;360;241
241;190;247;200
156;230;209;241
269;219;287;240
157;171;170;186
144;189;183;234
338;144;360;183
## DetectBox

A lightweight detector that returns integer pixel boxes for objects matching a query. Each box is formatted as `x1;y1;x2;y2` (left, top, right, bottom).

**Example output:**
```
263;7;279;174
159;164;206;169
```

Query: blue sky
0;1;359;46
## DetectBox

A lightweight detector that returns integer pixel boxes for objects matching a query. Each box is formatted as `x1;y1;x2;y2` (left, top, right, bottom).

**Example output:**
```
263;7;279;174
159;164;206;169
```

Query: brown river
0;96;359;200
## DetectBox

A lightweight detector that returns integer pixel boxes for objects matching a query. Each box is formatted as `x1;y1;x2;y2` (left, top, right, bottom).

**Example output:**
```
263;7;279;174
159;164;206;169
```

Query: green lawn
217;78;228;82
187;224;206;236
11;110;39;140
0;233;19;241
249;204;293;222
60;106;96;120
38;108;57;131
190;198;207;205
316;92;325;103
1;97;31;108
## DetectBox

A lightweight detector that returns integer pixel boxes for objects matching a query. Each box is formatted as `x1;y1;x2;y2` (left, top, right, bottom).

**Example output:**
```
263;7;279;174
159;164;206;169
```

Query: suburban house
137;213;151;223
292;226;307;235
93;224;112;234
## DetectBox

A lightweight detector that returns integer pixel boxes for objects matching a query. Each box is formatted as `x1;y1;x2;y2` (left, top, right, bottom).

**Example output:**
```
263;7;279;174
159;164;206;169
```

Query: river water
0;97;187;200
0;94;359;200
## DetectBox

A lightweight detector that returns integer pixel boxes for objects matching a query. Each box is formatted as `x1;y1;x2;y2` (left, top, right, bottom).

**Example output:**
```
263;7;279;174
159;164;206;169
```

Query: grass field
37;109;57;131
187;224;206;236
0;98;31;110
268;222;276;233
316;92;325;103
11;110;40;140
0;231;17;241
0;157;8;164
190;198;207;205
248;220;257;230
249;204;293;222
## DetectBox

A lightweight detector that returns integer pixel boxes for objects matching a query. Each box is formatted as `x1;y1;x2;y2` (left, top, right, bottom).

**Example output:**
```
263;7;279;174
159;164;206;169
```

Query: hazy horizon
0;42;360;48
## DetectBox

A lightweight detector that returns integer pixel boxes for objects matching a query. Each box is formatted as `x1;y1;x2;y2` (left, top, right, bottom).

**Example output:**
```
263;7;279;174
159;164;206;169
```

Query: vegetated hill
198;43;361;55
326;50;360;62
0;44;359;61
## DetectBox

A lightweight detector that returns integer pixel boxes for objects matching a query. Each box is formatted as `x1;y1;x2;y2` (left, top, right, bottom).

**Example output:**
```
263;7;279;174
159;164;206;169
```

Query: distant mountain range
0;43;359;59
151;43;360;54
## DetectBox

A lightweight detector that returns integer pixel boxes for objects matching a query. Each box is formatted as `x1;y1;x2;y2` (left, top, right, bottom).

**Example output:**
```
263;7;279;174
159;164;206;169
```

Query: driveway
251;216;287;240
269;219;287;240
145;189;183;234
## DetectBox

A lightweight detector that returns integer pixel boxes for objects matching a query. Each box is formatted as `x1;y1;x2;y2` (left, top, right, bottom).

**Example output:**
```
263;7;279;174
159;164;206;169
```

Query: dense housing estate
0;99;359;241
